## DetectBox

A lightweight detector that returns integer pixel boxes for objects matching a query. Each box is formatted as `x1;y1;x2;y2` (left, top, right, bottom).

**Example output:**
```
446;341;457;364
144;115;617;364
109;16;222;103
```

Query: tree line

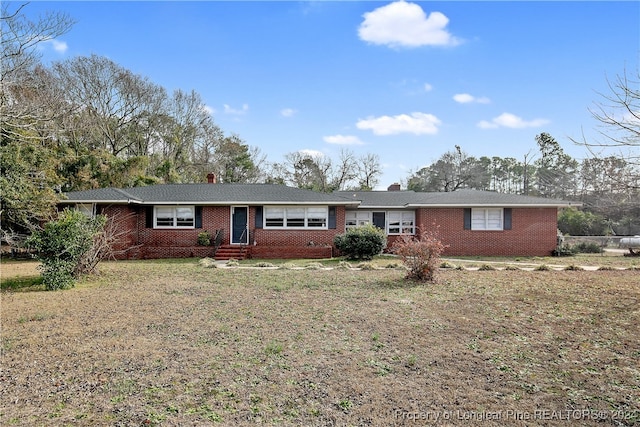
1;4;383;235
1;4;638;237
407;134;639;235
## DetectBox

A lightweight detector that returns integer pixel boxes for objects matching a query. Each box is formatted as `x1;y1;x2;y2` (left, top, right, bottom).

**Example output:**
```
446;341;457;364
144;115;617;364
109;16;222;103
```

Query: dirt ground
1;260;638;426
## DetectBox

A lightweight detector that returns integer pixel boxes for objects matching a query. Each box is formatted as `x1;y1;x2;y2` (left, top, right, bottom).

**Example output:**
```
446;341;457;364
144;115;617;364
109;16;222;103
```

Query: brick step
214;245;249;261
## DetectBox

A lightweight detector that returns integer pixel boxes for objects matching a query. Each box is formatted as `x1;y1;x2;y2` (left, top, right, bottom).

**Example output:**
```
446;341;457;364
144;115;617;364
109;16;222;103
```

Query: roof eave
405;203;582;208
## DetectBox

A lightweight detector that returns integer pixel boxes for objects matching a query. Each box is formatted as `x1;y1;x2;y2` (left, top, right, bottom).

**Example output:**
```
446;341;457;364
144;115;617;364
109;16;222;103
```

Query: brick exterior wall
100;204;557;259
100;204;345;260
414;207;559;256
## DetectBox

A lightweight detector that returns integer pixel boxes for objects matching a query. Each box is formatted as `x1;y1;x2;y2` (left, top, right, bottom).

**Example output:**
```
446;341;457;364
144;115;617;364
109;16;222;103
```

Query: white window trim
387;211;415;235
263;206;328;229
471;208;504;231
345;210;415;235
154;205;195;229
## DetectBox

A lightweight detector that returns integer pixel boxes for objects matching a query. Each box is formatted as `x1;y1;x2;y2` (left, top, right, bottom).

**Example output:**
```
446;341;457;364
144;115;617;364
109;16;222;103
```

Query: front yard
1;258;639;426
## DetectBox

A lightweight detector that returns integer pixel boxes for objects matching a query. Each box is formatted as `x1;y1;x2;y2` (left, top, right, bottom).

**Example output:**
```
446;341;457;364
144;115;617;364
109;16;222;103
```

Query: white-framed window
345;210;415;235
76;203;95;218
345;211;371;229
154;206;195;228
472;208;503;230
388;211;415;235
264;206;328;229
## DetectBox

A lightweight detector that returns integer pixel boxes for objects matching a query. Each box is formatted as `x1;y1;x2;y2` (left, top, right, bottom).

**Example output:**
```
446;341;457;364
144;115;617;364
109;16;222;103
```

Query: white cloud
202;105;215;116
280;108;297;118
453;93;491;104
42;38;69;54
424;83;433;92
358;1;461;48
357;112;441;135
224;103;249;115
478;112;549;129
323;135;365;145
299;149;324;158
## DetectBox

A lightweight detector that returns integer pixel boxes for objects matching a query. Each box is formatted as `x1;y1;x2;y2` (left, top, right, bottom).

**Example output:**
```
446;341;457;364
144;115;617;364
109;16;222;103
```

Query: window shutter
145;206;154;228
463;208;471;230
328;206;336;229
504;208;512;230
195;206;203;228
372;212;386;229
255;206;263;229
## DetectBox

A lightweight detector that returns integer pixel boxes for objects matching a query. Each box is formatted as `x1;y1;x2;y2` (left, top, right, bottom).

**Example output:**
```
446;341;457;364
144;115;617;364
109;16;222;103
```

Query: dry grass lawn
1;259;639;426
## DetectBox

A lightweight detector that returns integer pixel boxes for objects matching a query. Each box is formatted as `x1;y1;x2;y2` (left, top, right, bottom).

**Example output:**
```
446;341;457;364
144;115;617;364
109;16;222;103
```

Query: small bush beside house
334;224;386;260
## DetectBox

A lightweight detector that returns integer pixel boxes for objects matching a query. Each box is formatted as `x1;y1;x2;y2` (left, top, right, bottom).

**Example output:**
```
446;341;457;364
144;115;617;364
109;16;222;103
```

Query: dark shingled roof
61;184;359;206
61;184;579;208
334;189;579;208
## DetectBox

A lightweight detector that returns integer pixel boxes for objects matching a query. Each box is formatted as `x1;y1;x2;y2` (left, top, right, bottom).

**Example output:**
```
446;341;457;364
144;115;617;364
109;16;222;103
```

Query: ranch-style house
59;176;578;260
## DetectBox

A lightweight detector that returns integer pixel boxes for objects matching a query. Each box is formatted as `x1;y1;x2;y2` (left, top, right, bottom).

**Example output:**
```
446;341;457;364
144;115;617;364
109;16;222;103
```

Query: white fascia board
60;199;132;204
405;202;582;208
144;201;361;206
353;205;410;209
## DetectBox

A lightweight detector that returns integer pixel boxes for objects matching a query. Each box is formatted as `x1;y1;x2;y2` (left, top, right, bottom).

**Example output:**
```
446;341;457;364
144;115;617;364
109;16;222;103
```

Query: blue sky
25;1;639;189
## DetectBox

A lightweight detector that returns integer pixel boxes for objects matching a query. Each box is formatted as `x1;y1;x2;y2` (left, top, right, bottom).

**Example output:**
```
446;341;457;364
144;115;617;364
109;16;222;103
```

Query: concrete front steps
214;245;250;261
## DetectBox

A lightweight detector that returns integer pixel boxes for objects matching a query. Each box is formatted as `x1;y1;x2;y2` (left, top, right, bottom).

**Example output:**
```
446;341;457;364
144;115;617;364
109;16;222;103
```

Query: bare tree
354;153;382;190
1;3;75;134
52;55;167;157
573;68;640;188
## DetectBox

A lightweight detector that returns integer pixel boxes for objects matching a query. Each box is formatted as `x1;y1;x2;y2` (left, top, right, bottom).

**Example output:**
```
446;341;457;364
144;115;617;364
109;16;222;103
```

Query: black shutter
145;206;154;228
372;212;386;230
195;206;203;228
504;208;512;230
255;206;263;229
328;206;336;229
463;208;471;230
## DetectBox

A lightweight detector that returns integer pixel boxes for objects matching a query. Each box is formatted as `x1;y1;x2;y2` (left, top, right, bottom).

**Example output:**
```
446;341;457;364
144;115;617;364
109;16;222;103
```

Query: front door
231;206;249;244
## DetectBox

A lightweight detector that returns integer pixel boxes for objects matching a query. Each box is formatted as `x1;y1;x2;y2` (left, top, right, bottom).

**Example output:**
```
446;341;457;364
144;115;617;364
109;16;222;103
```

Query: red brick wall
101;204;556;259
101;204;345;260
414;207;558;256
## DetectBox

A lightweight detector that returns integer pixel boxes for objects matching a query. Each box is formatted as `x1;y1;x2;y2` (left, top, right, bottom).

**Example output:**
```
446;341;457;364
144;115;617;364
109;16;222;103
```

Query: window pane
286;208;305;227
307;217;326;227
76;203;94;217
307;207;327;227
176;207;194;227
265;207;284;227
156;207;174;227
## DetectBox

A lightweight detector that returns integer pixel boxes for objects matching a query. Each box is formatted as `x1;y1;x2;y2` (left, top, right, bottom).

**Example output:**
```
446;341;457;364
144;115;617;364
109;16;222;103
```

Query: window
264;206;328;229
154;206;194;228
345;210;415;235
387;211;415;235
76;203;95;218
471;208;503;230
345;211;371;229
307;207;328;227
265;207;284;227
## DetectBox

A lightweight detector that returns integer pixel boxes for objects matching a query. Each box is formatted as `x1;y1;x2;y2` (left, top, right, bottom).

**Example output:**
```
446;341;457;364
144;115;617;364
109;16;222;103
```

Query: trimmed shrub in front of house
334;224;386;261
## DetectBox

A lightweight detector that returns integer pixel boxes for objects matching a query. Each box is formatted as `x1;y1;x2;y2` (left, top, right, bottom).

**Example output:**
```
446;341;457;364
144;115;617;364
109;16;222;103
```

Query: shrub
552;244;576;257
391;228;447;282
571;241;603;254
478;264;497;271
334;224;386;261
197;231;211;246
25;209;107;290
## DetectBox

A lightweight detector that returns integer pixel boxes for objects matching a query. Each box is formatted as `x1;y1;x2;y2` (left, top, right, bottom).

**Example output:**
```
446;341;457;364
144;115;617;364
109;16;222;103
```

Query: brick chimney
387;183;401;191
207;172;217;184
